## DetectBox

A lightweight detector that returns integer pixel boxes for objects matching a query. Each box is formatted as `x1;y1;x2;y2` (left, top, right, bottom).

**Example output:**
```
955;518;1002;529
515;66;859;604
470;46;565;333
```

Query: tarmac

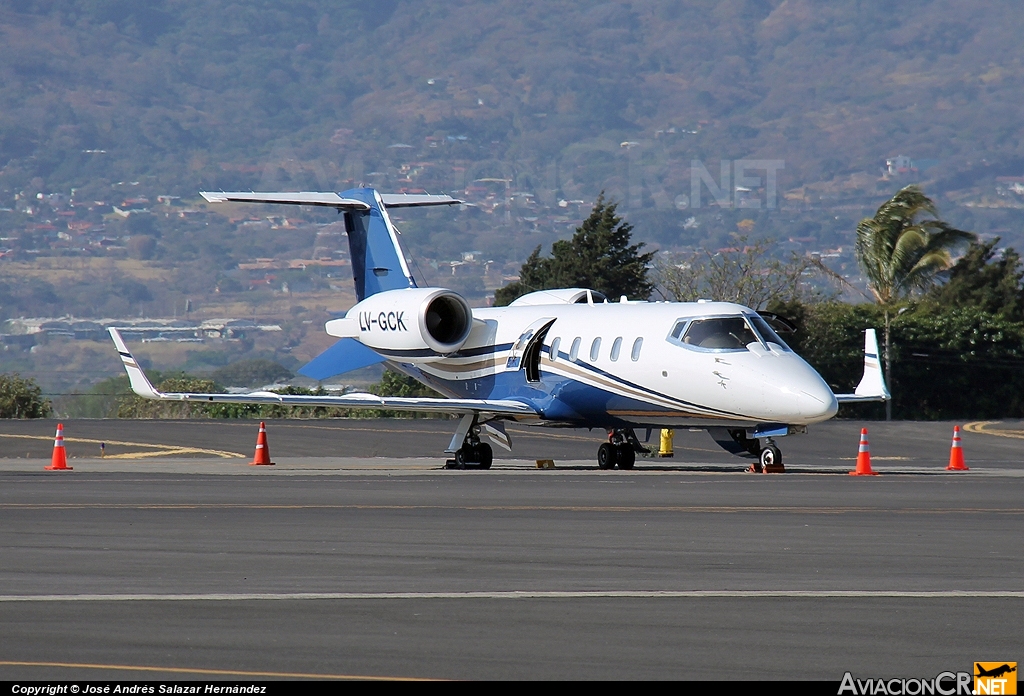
0;418;1022;680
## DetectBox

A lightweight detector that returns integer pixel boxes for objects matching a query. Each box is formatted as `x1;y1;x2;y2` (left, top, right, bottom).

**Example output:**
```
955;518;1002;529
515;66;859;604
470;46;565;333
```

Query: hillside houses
1;317;282;348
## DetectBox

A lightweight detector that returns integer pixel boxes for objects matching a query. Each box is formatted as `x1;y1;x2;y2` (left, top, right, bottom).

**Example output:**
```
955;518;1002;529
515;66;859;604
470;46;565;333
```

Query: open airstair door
505;317;556;382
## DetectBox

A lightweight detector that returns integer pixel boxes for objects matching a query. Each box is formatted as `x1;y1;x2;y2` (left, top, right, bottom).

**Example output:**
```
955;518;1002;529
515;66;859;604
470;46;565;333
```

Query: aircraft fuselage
363;299;839;430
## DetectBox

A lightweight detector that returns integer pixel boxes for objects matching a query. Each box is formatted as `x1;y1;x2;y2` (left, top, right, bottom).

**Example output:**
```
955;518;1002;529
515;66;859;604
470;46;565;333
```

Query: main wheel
476;443;493;470
759;444;782;471
453;448;468;469
616;444;635;470
597;442;617;470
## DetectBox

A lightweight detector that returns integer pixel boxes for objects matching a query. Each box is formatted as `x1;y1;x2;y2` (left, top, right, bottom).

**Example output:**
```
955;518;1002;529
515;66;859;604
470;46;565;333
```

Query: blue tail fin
199;187;459;302
339;188;416;301
196;187;460;380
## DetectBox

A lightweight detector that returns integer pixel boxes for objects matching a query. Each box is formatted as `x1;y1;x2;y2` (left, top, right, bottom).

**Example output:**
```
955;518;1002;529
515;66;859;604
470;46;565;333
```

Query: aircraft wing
834;328;891;403
108;329;535;417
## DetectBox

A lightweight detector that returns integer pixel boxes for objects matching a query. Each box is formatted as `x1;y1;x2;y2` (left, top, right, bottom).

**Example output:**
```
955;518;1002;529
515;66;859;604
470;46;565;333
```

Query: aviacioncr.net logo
838;671;973;695
974;663;1017;695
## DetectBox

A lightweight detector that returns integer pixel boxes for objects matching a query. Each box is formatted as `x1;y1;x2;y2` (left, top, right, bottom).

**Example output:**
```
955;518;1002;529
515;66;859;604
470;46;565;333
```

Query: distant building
2;317;282;342
886;155;914;175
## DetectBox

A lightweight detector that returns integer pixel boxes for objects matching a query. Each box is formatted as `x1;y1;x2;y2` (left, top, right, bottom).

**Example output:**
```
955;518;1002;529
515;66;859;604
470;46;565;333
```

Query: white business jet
109;188;889;471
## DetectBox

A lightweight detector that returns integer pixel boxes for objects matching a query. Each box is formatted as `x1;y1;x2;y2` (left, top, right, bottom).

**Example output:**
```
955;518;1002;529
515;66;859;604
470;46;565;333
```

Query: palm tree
855;185;975;419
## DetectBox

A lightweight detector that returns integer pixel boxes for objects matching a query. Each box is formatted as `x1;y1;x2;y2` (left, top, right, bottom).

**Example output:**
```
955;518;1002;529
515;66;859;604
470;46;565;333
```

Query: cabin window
590;337;602;361
610;337;622;361
549;337;561;361
514;329;534;351
631;337;643;361
569;337;581;361
681;317;759;351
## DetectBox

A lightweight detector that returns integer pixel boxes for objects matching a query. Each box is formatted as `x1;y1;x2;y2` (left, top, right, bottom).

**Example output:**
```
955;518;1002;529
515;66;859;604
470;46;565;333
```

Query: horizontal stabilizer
379;193;463;208
200;191;371;210
200;191;462;210
298;338;386;381
835;328;891;403
201;187;459;302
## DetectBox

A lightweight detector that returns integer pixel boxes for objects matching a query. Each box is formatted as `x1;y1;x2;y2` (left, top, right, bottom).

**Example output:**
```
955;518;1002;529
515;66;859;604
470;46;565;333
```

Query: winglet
108;328;164;399
854;328;890;400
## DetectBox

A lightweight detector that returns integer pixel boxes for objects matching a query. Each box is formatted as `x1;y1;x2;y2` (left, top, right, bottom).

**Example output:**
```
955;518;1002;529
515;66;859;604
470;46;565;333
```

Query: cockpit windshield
748;313;792;351
672;317;760;351
668;313;795;353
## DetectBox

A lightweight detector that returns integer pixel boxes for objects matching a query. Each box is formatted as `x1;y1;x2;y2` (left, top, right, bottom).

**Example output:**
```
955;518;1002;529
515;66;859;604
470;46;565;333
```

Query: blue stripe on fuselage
394;344;754;425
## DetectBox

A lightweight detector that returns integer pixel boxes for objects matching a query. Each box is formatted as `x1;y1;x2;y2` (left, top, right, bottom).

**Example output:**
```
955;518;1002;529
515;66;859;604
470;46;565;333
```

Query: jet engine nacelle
326;287;474;361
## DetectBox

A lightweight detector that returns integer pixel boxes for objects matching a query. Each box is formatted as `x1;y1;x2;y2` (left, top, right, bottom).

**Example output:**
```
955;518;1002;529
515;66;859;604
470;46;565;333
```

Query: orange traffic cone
44;423;72;471
250;421;275;466
849;427;878;476
946;425;969;471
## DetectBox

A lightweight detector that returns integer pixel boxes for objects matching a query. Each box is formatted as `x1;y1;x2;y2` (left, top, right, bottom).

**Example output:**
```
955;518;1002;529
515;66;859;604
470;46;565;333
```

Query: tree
926;238;1024;321
778;300;1024;420
854;185;975;418
117;376;220;418
0;373;52;418
653;236;822;308
495;194;654;306
211;359;294;388
371;369;441;398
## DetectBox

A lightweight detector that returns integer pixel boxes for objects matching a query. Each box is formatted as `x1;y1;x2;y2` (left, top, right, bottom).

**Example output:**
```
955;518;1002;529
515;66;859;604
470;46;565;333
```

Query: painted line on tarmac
226;422;704;450
2;502;1023;514
964;421;1024;440
835;456;913;461
276;422;604;444
0;660;437;681
1;591;1023;602
0;433;245;459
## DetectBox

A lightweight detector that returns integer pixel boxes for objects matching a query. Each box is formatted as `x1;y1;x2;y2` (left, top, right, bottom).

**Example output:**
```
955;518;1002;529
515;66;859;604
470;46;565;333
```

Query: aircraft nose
798;380;838;421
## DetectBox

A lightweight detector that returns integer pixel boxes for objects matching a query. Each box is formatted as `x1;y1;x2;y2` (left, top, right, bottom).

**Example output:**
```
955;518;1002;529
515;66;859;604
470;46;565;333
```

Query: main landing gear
449;442;493;470
444;415;494;470
597;429;645;470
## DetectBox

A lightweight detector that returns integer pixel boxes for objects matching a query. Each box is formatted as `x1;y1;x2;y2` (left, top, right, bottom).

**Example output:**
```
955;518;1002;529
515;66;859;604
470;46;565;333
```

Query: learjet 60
109;188;888;470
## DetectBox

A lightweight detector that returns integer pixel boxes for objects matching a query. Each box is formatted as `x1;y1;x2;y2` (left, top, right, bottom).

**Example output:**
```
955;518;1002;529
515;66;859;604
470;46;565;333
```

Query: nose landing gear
749;439;785;473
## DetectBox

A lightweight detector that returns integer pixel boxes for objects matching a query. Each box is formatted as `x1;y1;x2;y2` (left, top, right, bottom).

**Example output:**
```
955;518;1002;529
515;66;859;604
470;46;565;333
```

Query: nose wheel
749;440;785;473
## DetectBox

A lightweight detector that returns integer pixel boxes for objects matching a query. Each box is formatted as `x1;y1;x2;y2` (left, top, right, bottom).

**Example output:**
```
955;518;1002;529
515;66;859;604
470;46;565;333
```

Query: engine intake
329;288;474;361
421;292;473;352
